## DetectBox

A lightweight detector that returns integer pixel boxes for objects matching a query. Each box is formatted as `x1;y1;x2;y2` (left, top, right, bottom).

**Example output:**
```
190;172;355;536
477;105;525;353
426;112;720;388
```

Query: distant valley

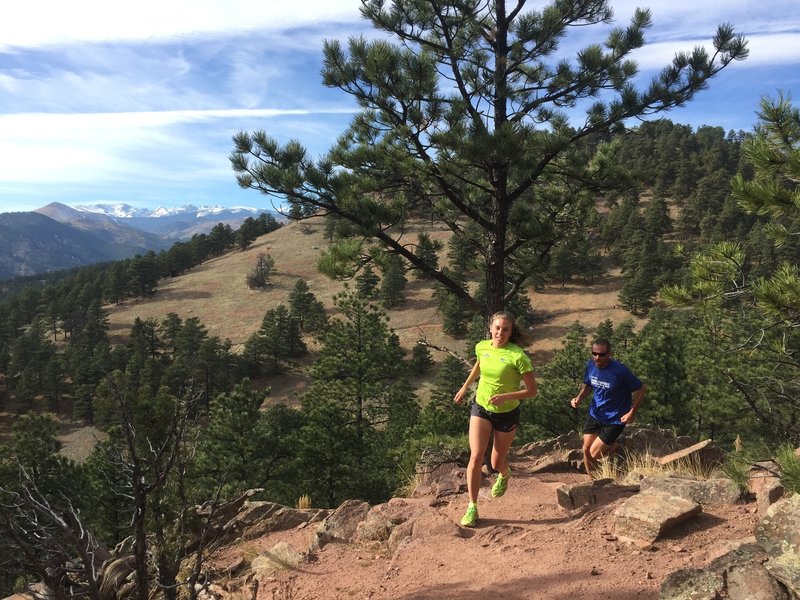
0;202;279;280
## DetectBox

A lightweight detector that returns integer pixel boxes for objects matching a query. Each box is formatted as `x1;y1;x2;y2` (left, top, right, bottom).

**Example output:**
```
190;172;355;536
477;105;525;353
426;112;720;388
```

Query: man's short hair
592;338;612;352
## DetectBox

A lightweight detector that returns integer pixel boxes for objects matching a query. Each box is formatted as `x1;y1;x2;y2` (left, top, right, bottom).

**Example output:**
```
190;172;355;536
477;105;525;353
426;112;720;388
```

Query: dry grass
249;546;302;577
594;447;722;483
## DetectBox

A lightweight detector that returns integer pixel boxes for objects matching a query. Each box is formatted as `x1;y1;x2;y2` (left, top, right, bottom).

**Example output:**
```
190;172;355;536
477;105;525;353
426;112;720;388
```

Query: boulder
355;498;466;558
312;499;370;550
413;462;465;499
755;494;800;558
756;495;800;597
639;474;742;505
748;460;786;515
557;480;600;510
239;505;323;540
356;499;416;543
386;509;466;557
614;489;701;543
659;568;724;600
756;479;785;516
515;431;582;459
663;513;800;600
661;542;790;600
529;450;583;473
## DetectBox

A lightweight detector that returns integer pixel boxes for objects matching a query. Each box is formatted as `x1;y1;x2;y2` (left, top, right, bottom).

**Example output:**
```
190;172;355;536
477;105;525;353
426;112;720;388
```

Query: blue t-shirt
583;359;643;424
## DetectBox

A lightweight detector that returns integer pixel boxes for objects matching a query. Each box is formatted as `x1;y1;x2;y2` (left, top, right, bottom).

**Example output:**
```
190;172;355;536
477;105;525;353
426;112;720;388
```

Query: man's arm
570;383;592;409
621;384;647;424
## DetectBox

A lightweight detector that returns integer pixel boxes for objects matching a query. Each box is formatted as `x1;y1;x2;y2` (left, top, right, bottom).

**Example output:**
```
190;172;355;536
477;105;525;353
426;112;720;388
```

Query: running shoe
491;467;511;498
460;504;478;527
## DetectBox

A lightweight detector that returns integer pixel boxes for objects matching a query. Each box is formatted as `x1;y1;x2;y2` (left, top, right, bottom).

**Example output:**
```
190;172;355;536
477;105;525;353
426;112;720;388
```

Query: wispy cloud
0;108;357;183
0;1;361;49
0;0;797;213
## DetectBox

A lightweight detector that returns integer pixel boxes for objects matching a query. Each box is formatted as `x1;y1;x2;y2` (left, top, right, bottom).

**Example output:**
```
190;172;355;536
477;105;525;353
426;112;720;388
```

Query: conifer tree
435;267;470;336
246;252;275;289
412;232;441;279
289;280;328;333
299;291;418;504
665;94;800;445
415;355;470;438
232;0;747;316
379;253;407;308
236;216;260;250
0;414;92;598
410;342;434;375
355;264;380;299
192;381;303;503
520;321;587;441
245;305;306;375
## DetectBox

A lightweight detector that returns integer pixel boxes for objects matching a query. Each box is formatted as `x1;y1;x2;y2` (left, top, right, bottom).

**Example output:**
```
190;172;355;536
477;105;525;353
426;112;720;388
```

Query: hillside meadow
104;214;644;406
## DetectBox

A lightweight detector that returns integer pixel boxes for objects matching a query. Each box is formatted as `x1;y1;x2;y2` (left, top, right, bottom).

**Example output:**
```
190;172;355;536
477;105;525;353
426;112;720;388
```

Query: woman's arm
454;360;481;404
488;371;538;405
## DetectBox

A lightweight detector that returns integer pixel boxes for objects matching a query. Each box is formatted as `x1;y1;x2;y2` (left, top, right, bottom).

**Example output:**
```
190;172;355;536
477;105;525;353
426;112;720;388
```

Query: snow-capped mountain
72;203;151;218
0;201;283;280
68;202;274;239
73;202;262;220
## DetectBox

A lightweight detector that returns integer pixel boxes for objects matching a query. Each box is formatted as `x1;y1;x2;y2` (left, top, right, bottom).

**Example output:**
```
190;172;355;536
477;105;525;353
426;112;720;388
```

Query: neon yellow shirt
475;339;533;413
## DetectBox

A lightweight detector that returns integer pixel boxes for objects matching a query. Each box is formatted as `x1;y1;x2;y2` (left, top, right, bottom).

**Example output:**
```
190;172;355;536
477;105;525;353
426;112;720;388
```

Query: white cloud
0;1;361;49
0;0;797;214
628;32;800;72
0;108;356;185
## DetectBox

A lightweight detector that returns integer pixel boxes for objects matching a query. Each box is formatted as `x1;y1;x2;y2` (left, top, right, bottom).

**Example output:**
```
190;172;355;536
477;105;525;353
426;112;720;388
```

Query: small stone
645;572;653;580
604;535;618;541
590;567;601;576
670;545;686;553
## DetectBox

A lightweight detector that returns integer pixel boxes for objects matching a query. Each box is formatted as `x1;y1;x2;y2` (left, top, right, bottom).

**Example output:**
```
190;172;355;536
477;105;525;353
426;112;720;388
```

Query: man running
570;338;646;477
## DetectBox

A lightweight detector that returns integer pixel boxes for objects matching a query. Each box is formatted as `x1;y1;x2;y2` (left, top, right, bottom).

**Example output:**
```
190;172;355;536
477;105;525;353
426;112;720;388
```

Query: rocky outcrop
556;478;639;511
755;494;800;597
639;474;742;505
355;498;468;558
661;543;789;600
311;499;370;551
661;495;800;599
749;460;787;515
614;489;702;544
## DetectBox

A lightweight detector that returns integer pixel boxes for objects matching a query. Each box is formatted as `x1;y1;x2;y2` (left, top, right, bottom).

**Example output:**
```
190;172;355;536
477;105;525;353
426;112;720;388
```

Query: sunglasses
591;351;608;357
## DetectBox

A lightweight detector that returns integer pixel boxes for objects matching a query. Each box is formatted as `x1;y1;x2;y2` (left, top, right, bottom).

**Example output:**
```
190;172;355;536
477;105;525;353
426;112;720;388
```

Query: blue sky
1;0;798;214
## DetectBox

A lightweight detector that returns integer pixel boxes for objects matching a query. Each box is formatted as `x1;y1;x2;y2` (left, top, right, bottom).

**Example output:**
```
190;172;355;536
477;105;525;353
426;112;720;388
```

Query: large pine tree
298;291;418;504
232;0;747;316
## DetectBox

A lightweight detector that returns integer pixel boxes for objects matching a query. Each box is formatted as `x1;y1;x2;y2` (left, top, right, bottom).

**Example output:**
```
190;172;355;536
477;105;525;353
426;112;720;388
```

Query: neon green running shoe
491;467;511;498
460;504;478;527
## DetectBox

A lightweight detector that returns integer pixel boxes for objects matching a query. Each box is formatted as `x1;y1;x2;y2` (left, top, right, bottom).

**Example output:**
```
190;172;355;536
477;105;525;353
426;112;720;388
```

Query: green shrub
775;444;800;495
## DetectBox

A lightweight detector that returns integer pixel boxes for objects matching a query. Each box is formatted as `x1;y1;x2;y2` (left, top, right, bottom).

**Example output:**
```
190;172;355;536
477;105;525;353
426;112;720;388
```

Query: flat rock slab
614;489;701;543
640;474;742;505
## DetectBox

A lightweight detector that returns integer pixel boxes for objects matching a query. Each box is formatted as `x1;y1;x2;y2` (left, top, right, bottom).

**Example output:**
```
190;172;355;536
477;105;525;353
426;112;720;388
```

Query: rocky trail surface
207;453;761;600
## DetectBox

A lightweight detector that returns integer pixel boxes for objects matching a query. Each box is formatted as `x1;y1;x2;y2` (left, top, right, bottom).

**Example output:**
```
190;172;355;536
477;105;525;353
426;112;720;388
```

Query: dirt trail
211;455;759;600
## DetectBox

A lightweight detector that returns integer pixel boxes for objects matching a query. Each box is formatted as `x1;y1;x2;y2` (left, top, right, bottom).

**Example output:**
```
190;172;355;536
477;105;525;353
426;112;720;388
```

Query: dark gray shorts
471;402;520;433
583;414;626;445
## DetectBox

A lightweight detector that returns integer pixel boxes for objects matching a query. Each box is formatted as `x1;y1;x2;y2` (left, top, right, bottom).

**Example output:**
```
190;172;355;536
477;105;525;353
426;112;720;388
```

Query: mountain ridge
0;201;279;280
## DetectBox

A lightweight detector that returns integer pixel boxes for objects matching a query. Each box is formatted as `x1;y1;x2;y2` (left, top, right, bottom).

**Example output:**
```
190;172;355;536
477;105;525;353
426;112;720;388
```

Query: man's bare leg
582;433;598;477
